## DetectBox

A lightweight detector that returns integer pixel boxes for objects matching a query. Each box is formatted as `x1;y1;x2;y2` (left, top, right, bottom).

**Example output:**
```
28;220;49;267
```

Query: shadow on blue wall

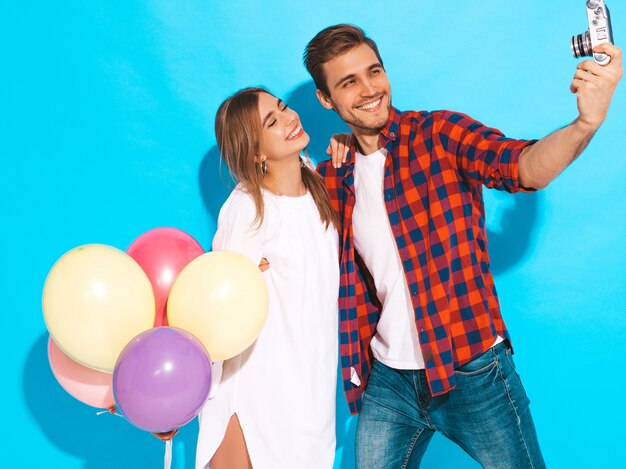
196;81;541;469
488;191;539;276
199;147;236;228
23;333;197;468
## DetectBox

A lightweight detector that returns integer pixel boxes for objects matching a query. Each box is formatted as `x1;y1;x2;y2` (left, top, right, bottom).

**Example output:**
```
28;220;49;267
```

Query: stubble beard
333;97;392;136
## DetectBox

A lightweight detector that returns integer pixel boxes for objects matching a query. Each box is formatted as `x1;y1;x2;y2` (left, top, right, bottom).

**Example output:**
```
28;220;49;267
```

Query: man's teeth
358;98;381;110
287;126;301;140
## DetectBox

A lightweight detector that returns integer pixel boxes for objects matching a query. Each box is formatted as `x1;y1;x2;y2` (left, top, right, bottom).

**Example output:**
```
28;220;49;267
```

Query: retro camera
571;0;614;65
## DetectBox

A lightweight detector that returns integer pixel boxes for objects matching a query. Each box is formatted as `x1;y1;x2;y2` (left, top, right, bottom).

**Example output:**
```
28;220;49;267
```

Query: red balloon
127;228;204;327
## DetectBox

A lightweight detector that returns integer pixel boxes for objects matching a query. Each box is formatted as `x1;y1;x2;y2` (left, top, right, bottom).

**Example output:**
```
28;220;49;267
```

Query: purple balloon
113;327;212;432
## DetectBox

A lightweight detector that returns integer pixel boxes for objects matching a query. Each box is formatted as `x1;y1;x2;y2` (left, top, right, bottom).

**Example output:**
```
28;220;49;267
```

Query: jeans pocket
454;349;498;377
504;347;522;381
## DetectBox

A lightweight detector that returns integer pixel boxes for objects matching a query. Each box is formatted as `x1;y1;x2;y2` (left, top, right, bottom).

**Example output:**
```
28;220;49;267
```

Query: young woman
195;88;340;469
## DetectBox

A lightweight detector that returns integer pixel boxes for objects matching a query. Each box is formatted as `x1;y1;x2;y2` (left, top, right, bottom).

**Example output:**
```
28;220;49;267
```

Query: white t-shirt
196;186;339;469
353;149;425;369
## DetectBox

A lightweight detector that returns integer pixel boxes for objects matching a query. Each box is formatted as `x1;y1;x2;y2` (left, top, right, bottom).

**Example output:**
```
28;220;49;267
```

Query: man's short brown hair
303;24;384;97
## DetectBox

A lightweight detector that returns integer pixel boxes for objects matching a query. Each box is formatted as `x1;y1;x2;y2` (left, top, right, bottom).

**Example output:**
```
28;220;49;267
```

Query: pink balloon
127;228;204;327
47;337;115;409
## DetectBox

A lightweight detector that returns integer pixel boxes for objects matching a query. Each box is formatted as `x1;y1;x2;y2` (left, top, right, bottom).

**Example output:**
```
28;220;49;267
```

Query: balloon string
96;406;123;418
164;439;172;469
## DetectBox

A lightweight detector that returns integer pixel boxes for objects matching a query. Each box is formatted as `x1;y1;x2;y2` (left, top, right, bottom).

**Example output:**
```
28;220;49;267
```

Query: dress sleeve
432;110;537;193
212;188;265;265
207;360;223;399
207;189;264;399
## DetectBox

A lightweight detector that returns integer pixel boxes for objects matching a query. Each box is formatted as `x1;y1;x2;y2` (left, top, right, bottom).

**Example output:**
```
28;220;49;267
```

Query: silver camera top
571;0;613;65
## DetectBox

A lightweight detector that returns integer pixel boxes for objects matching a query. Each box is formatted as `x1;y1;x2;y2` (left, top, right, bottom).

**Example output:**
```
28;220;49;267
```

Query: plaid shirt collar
380;105;401;144
343;106;401;189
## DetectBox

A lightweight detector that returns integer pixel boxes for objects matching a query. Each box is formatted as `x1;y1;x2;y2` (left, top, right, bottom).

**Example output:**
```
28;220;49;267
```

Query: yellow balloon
167;251;269;361
43;244;155;372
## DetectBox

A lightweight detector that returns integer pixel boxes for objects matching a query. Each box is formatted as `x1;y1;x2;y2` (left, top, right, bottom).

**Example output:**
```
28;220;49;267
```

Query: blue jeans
355;342;545;468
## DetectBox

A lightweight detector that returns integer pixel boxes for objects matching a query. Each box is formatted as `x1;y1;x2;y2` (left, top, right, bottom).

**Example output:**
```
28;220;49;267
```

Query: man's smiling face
317;43;392;136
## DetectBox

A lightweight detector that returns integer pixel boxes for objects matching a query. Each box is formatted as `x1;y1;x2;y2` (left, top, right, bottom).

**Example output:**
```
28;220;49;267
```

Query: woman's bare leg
209;413;252;469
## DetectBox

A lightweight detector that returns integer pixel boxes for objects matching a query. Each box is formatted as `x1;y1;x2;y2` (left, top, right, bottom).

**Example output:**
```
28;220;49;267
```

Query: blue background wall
3;1;625;467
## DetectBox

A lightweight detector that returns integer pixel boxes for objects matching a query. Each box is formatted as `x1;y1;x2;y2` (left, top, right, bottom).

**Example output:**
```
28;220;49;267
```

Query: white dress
196;185;339;469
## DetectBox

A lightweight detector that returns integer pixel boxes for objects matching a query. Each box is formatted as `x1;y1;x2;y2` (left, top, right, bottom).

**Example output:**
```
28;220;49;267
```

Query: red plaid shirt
318;107;536;415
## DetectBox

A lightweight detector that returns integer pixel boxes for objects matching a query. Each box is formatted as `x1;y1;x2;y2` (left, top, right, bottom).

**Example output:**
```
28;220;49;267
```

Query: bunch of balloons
42;228;269;435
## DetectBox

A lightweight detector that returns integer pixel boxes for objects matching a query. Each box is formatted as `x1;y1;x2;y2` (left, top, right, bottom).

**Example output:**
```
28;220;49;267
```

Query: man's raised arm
519;43;623;189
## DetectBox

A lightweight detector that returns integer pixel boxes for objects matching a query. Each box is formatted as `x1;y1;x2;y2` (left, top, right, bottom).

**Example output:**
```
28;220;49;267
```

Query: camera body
571;0;613;65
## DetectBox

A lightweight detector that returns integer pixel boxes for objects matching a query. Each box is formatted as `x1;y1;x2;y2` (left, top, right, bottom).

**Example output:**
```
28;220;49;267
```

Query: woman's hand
326;133;353;169
152;429;179;442
259;258;269;272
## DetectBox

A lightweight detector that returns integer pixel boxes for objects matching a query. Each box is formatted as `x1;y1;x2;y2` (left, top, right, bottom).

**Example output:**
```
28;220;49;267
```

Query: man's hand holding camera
518;43;622;190
571;42;623;131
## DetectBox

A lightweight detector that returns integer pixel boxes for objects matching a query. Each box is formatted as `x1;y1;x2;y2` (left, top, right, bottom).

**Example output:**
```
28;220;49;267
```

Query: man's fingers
597;44;624;82
570;78;582;94
577;59;606;77
593;44;624;80
573;68;600;83
573;44;623;86
594;42;622;64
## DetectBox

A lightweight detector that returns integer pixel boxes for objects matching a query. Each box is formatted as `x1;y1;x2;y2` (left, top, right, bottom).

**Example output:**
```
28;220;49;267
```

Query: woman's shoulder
220;184;258;217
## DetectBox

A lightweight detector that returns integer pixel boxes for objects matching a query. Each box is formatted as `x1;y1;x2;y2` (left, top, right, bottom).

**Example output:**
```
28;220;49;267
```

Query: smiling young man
304;24;622;468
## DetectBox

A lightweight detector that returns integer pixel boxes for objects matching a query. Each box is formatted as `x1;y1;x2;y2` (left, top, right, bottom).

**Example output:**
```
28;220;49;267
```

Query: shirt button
389;132;396;138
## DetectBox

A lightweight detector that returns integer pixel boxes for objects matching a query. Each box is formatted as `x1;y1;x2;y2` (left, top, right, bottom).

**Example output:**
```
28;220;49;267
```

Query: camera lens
571;31;593;58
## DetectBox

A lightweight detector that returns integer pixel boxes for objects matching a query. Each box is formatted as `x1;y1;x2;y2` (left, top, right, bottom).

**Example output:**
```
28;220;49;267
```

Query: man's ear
316;89;334;110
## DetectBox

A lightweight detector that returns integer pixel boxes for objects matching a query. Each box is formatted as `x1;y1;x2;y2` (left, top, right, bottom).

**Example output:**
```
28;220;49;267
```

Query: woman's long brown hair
214;87;338;229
